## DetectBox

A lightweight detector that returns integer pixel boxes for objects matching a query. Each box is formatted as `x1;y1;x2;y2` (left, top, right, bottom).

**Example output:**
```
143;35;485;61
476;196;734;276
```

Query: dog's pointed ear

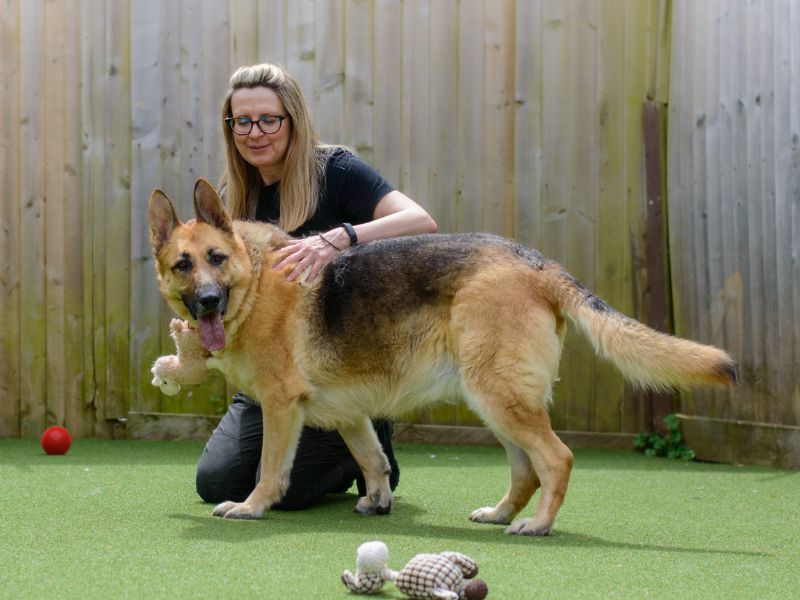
148;188;181;255
194;178;233;234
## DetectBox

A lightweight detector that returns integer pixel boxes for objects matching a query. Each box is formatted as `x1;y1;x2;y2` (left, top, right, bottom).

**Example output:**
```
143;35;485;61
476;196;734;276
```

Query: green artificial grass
1;439;798;599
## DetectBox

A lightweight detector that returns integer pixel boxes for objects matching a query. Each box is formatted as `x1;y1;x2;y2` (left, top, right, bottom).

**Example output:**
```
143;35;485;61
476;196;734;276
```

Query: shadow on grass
170;496;769;558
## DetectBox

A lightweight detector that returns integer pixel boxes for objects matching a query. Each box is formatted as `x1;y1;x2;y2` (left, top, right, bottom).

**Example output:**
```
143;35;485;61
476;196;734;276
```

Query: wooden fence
668;0;800;468
0;0;796;467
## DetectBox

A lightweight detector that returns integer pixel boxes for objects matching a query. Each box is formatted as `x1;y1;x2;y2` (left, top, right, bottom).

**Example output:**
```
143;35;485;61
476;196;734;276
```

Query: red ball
41;426;72;455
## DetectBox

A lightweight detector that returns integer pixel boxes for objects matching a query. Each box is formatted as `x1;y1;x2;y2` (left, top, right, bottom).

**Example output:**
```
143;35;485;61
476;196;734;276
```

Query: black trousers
196;394;400;510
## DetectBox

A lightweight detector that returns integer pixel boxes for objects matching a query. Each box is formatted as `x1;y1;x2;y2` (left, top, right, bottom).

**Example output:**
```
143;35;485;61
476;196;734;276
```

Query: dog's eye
209;252;227;267
173;258;192;272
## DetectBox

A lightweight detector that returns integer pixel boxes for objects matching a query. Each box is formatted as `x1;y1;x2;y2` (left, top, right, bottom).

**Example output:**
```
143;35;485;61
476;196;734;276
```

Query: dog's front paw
354;490;392;516
169;318;190;335
504;517;551;537
469;506;513;525
212;501;264;520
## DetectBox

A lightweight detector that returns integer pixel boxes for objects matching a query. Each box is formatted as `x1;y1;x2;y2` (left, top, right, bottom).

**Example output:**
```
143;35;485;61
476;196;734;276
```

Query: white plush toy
342;541;489;600
341;541;396;594
150;318;211;395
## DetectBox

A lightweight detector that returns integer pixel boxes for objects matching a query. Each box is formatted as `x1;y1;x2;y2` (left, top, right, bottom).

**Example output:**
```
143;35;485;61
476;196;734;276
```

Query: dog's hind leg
498;408;573;536
469;436;539;525
466;381;573;536
337;417;393;515
456;287;572;536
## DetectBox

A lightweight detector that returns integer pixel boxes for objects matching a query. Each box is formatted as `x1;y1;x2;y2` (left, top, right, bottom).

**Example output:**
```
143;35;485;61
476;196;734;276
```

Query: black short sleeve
326;148;395;222
290;148;395;237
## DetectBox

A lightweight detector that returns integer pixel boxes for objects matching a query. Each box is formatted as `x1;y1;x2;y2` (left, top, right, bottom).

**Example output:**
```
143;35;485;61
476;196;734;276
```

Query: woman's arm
274;190;437;282
347;190;438;243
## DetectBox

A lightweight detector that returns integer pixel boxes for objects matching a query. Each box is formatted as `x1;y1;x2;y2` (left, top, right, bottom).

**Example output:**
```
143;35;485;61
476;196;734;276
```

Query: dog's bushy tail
548;268;737;390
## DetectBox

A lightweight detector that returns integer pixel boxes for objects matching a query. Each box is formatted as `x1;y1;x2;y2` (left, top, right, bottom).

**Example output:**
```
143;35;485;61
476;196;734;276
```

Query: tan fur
148;178;736;536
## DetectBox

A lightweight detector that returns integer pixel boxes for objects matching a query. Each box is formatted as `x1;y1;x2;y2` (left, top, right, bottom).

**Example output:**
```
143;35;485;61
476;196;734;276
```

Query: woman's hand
273;229;348;283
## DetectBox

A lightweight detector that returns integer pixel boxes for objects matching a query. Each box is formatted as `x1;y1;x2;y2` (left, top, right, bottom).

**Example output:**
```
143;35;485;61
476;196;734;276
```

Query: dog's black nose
197;290;221;312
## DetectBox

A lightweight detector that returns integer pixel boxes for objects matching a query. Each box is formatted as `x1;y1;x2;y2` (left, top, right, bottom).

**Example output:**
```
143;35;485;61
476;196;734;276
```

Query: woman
195;63;437;510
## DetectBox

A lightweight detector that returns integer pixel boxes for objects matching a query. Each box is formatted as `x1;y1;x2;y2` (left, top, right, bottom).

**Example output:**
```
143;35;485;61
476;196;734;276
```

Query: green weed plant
634;413;696;461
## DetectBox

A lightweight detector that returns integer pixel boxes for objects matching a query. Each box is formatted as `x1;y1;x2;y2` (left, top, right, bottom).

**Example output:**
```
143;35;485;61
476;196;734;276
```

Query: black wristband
340;222;358;246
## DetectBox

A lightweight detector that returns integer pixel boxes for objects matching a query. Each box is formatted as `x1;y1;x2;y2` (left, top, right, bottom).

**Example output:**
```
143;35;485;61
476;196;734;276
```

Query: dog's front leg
213;399;305;520
338;417;393;515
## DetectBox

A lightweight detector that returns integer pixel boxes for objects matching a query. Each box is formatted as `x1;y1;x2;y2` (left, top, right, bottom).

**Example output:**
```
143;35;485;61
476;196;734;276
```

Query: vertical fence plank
200;0;230;182
230;0;259;68
62;0;89;436
257;0;286;65
744;1;766;421
0;0;21;437
344;0;373;161
401;0;431;208
729;0;749;422
286;0;315;98
482;0;515;238
79;1;101;435
456;0;484;232
314;0;344;144
539;1;570;266
428;1;459;234
104;0;131;423
671;0;709;420
58;0;88;437
84;0;114;434
18;0;47;437
513;0;542;248
44;0;67;429
790;0;800;420
716;0;744;423
373;0;403;188
767;0;794;424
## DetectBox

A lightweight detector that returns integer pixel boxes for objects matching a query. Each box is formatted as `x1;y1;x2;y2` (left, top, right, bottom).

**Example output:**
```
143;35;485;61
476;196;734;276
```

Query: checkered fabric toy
393;552;488;600
342;542;488;600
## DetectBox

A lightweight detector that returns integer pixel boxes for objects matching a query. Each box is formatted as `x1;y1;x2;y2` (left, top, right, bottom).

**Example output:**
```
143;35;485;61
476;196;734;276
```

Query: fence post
642;100;675;432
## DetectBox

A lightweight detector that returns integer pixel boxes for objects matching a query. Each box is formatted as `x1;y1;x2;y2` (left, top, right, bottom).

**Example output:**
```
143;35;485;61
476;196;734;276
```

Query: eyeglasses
225;115;288;135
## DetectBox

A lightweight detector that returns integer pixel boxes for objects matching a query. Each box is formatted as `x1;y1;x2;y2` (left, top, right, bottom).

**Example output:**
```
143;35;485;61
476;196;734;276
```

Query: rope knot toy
342;541;488;600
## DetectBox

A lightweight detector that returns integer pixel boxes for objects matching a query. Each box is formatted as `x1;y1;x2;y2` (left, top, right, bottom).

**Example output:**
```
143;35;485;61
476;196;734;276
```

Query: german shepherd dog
148;178;736;536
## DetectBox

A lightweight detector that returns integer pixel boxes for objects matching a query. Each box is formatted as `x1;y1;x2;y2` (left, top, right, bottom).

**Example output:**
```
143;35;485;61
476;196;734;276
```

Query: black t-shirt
254;147;395;236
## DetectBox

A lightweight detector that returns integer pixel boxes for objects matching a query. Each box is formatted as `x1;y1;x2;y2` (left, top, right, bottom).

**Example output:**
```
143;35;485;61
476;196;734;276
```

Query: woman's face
229;86;291;182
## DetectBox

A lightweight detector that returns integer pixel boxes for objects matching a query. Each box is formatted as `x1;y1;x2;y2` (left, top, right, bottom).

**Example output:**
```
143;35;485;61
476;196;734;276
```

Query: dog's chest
205;351;256;397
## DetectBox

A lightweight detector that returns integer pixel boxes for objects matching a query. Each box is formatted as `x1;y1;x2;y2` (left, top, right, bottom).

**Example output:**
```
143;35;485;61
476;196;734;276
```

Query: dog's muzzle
183;286;229;352
183;286;229;320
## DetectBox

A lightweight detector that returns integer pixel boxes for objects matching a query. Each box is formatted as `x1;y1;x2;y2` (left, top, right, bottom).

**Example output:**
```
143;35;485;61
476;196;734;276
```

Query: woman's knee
195;449;253;503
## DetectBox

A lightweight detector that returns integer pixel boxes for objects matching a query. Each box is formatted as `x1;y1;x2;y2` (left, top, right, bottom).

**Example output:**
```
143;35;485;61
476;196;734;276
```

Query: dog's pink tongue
198;314;226;351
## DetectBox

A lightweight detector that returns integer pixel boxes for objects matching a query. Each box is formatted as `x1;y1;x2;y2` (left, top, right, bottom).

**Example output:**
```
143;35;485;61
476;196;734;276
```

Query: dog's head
148;178;252;351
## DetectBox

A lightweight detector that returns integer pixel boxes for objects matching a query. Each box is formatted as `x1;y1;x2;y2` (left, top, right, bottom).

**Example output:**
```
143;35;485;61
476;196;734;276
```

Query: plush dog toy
342;541;488;600
150;318;210;395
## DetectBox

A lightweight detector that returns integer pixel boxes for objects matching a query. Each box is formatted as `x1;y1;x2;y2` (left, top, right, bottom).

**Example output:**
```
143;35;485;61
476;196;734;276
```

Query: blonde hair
219;63;331;230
